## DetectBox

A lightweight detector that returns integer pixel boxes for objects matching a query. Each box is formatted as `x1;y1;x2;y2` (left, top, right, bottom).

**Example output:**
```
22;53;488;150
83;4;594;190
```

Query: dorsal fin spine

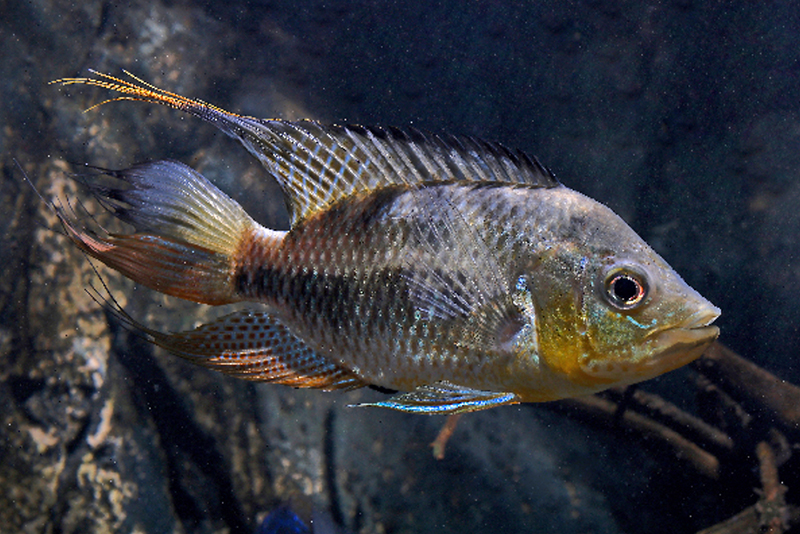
291;127;346;216
269;124;366;220
392;132;441;183
457;140;493;182
339;128;393;188
362;128;410;185
413;134;453;181
341;128;387;185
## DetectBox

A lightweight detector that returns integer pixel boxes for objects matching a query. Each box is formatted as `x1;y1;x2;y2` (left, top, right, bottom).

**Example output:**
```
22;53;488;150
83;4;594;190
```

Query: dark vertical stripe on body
233;184;415;332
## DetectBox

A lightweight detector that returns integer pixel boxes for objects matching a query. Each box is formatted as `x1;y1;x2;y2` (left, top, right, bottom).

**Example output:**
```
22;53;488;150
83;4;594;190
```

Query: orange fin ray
68;228;235;304
50;69;238;117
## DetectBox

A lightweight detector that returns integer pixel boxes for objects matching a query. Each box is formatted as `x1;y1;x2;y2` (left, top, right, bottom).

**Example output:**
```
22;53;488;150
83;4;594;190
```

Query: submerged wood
556;394;720;479
696;441;796;534
693;342;800;434
545;341;800;533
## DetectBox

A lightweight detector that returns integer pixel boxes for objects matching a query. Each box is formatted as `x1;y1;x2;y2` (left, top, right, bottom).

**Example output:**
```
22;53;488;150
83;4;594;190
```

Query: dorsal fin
52;71;560;225
238;121;559;223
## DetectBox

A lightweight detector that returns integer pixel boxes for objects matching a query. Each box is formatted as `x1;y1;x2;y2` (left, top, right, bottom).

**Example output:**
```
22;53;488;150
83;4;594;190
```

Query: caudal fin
58;160;274;305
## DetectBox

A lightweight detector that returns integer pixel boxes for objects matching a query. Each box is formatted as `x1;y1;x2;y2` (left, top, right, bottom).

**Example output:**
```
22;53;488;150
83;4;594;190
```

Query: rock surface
1;1;798;533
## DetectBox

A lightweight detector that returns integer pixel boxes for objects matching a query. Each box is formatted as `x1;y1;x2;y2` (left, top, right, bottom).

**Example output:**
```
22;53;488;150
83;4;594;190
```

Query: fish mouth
681;305;722;330
645;305;721;371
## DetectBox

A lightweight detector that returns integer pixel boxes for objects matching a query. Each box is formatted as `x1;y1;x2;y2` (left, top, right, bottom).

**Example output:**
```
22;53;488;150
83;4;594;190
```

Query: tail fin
58;160;272;305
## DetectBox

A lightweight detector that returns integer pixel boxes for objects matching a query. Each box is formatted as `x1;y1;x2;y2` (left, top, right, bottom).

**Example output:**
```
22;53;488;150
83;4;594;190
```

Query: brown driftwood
559;342;800;532
692;373;754;433
695;505;800;534
696;441;797;534
557;394;721;479
756;440;788;533
428;340;800;532
604;386;734;454
431;413;463;460
693;342;800;434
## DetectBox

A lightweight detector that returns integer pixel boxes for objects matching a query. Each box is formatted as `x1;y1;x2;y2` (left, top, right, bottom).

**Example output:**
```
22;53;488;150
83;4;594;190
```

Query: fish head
525;196;720;395
574;252;720;386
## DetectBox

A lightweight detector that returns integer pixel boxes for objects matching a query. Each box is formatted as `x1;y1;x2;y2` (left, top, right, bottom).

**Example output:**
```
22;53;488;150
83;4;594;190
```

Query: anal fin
354;381;519;415
106;301;365;391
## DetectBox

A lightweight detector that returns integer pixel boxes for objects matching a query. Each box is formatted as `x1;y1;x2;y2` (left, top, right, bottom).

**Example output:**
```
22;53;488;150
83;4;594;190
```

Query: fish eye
604;269;647;310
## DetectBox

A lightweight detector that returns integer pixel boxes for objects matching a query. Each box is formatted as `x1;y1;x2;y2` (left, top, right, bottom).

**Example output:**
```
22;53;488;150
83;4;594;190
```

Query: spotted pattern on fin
103;300;364;390
212;119;559;224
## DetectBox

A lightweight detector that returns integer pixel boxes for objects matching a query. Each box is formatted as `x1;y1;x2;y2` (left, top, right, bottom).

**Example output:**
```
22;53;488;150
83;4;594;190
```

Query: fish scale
254;184;502;385
47;71;720;414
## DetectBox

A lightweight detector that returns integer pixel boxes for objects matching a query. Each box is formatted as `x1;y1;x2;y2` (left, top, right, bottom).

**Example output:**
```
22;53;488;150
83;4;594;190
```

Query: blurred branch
431;413;462;460
692;373;754;434
695;441;796;534
555;394;720;479
435;340;800;533
604;386;734;455
693;342;800;434
756;440;788;533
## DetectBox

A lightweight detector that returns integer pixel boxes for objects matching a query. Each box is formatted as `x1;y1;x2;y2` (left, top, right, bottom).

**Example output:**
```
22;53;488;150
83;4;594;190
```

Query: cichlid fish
49;71;720;414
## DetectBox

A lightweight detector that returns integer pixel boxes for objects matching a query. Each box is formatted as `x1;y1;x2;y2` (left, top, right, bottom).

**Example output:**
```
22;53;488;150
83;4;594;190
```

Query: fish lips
643;305;721;374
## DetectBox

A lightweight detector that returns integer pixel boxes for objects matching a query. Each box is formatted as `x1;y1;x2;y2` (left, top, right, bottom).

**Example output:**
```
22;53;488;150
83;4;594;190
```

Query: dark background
1;1;799;533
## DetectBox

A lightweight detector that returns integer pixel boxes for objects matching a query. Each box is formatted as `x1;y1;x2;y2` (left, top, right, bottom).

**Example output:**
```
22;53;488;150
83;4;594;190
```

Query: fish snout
680;303;721;330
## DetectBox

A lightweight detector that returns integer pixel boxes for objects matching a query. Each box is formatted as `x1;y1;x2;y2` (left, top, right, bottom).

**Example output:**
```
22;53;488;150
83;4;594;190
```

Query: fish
48;71;721;415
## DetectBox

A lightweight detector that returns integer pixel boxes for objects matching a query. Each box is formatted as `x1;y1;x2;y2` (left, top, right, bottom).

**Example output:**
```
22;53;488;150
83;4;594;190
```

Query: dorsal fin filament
50;69;242;119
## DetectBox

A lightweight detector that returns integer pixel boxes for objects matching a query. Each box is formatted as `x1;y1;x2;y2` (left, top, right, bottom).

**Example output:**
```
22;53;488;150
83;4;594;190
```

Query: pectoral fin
354;381;519;414
400;187;539;356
